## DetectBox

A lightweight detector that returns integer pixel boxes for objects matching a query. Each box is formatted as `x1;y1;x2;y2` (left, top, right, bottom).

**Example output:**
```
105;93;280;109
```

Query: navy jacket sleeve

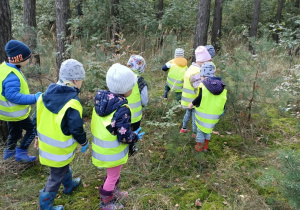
192;88;202;107
107;106;138;144
3;72;36;105
161;65;170;71
62;108;87;145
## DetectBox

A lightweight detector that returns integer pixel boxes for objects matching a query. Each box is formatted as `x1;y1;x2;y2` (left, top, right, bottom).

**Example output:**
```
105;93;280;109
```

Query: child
127;55;148;155
188;62;226;152
35;59;89;209
0;40;42;162
91;63;145;210
162;48;187;101
180;46;212;138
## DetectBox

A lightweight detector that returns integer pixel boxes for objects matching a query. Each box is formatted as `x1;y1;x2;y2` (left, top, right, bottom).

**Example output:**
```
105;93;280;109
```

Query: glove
81;141;89;153
134;127;145;139
35;92;42;101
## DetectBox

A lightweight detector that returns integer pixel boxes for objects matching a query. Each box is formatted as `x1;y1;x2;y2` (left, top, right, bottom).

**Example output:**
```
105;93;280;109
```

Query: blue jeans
6;116;35;150
182;108;197;133
196;128;211;143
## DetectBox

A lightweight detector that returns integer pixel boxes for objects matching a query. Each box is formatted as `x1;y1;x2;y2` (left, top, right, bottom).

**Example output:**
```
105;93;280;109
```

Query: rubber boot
39;190;63;210
99;185;124;210
15;147;36;162
203;140;209;152
62;169;81;194
3;149;15;160
163;90;168;99
114;179;129;201
195;143;203;152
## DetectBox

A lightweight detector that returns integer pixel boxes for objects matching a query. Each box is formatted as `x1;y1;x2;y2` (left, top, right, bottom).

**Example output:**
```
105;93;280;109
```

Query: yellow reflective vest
167;60;187;92
181;64;200;108
126;80;142;124
0;62;31;121
91;107;129;168
195;83;227;134
37;96;82;167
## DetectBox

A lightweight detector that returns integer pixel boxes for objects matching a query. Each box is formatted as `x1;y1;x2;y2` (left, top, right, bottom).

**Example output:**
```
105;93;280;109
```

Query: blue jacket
94;90;138;144
33;83;87;145
2;62;36;105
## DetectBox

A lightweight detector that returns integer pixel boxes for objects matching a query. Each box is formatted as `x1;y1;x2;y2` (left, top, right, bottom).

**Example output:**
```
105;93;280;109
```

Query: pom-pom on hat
205;45;216;58
195;46;211;62
106;63;137;94
59;59;85;81
5;40;31;63
175;48;184;58
127;55;146;75
200;62;215;77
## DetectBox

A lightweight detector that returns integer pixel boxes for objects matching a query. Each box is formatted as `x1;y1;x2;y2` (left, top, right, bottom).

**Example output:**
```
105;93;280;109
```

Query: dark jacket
33;83;87;145
94;90;138;144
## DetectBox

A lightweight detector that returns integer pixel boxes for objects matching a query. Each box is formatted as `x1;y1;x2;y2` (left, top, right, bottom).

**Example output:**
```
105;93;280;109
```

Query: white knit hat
59;59;85;81
106;63;137;94
175;48;184;58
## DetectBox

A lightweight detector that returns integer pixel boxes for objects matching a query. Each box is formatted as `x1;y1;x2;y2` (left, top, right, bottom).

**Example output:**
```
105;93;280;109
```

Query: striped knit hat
175;48;184;58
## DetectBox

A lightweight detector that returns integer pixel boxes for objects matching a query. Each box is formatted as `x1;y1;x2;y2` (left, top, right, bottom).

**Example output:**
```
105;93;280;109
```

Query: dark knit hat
205;45;215;58
5;40;31;63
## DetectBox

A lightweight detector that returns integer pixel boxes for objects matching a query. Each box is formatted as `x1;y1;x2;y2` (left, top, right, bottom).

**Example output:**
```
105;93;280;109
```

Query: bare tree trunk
157;0;164;48
55;0;71;78
211;0;223;51
23;0;40;65
272;0;284;43
0;0;12;143
111;0;120;54
249;0;262;54
193;0;211;61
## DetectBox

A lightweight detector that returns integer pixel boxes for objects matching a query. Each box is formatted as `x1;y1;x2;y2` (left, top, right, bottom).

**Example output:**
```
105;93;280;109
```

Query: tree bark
211;0;223;51
111;0;120;54
158;0;163;20
0;0;11;142
157;0;164;48
249;0;262;53
55;0;71;78
23;0;40;65
272;0;284;43
193;0;211;61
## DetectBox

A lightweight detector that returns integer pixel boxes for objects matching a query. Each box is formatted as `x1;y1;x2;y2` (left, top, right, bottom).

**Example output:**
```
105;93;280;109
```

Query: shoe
114;179;129;201
39;190;63;210
203;139;209;152
192;133;196;138
195;143;203;152
180;128;190;133
99;185;124;210
3;149;15;160
62;169;81;194
15;147;36;162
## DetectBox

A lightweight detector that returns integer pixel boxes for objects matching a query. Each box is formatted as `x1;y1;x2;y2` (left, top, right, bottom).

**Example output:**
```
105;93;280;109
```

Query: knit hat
106;63;137;94
127;55;146;75
175;48;184;58
195;46;211;62
59;59;85;81
5;40;31;63
200;62;215;77
203;77;226;95
205;45;216;58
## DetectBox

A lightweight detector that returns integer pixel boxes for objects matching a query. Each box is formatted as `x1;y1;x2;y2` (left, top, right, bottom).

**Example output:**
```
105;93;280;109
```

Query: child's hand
134;127;145;139
188;103;194;110
81;141;89;153
34;136;39;150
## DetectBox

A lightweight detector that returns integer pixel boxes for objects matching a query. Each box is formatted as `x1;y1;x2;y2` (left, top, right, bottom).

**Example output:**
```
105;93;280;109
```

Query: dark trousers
6;116;35;150
165;84;182;101
131;120;141;132
44;164;70;193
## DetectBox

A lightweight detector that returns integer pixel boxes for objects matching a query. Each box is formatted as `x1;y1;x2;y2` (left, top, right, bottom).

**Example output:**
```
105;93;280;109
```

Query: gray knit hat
59;59;85;81
200;62;215;77
205;45;216;58
106;63;137;94
175;48;184;58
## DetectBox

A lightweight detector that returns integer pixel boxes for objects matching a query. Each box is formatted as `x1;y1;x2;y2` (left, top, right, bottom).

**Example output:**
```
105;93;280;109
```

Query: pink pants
103;165;122;191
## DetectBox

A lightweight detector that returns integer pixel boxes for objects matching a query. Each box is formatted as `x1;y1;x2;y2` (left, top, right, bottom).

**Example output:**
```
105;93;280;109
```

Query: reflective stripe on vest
166;61;186;92
127;81;142;123
37;97;82;167
195;83;227;133
0;62;31;121
181;65;200;108
91;107;129;168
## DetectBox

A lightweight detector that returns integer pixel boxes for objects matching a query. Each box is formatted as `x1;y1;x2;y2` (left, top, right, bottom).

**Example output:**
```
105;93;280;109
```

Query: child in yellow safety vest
162;48;188;101
91;63;145;210
34;59;89;210
188;62;227;152
180;46;212;138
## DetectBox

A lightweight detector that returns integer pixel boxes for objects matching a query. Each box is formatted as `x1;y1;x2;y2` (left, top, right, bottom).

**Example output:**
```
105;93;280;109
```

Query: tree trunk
157;0;164;48
211;0;223;51
249;0;262;53
158;0;163;20
0;0;11;143
55;0;71;78
193;0;211;61
272;0;284;43
111;0;120;54
23;0;40;65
